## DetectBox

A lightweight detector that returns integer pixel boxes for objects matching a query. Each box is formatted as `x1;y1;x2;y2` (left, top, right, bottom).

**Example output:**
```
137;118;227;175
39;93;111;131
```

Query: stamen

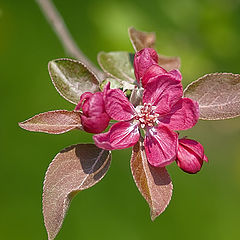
134;103;159;128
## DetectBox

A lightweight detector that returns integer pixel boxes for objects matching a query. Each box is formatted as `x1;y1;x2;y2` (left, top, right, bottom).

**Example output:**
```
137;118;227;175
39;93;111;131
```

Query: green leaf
98;51;135;83
131;141;173;221
184;73;240;120
100;77;122;90
49;58;100;104
128;26;156;52
43;144;111;240
19;110;82;134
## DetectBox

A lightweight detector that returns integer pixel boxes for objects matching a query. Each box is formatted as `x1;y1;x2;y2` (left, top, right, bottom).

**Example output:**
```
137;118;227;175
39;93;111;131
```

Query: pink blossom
176;138;208;174
134;48;182;87
93;72;199;167
75;92;110;133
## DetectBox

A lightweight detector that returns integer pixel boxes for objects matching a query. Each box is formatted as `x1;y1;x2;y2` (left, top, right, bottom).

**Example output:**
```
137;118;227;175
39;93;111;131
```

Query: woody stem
36;0;105;81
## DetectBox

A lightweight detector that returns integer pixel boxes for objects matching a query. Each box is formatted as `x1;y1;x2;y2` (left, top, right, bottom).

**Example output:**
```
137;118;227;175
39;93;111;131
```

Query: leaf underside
184;73;240;120
19;110;82;134
131;141;173;221
158;54;181;71
49;58;100;104
43;144;111;240
128;26;180;71
128;26;156;52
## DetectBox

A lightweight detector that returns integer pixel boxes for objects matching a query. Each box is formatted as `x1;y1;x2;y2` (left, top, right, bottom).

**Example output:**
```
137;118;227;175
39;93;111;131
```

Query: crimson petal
75;92;93;111
176;139;205;174
142;64;167;88
134;48;158;83
81;114;110;134
178;138;204;159
159;98;199;131
84;92;106;117
168;69;182;81
203;155;208;162
93;121;140;150
143;75;183;115
104;84;136;121
142;66;182;88
144;125;178;167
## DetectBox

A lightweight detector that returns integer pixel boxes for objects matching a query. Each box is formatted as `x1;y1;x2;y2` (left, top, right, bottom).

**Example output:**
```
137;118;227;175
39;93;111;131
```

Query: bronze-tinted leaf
184;73;240;120
19;110;82;134
43;144;111;240
97;51;135;83
130;141;173;221
158;54;181;71
128;26;156;52
49;58;100;104
128;27;180;71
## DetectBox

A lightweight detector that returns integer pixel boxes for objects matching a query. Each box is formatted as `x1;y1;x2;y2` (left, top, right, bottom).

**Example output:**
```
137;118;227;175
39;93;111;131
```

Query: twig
36;0;105;81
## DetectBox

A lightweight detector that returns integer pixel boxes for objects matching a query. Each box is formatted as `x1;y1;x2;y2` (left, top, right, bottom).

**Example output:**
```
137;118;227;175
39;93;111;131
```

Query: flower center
135;103;159;128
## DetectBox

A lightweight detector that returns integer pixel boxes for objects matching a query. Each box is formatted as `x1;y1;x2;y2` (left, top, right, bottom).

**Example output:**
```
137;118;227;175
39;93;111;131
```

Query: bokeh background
1;0;240;239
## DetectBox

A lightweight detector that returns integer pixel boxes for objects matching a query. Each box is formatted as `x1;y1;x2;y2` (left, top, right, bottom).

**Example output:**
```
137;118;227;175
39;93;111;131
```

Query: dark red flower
93;73;199;167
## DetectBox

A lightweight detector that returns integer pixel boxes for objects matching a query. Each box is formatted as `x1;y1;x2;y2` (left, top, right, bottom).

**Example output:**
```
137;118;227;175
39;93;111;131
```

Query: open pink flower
134;48;182;87
93;72;199;167
176;138;208;174
75;92;110;133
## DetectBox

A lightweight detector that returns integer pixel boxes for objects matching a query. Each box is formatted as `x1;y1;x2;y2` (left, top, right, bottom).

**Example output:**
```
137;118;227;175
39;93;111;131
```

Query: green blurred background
1;0;240;239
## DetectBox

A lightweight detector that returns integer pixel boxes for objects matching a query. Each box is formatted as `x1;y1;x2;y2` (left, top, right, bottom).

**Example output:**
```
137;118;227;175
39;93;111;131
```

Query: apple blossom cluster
77;48;207;174
20;27;240;240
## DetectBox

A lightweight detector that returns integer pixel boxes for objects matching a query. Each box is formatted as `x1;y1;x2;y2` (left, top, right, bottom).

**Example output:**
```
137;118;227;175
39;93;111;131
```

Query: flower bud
75;92;110;133
176;138;207;174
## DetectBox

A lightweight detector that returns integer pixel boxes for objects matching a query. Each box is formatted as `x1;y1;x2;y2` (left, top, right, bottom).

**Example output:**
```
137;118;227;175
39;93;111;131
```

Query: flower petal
203;154;208;163
75;92;93;111
104;84;136;121
178;138;204;159
93;121;140;150
144;125;178;167
143;75;183;114
86;92;106;116
81;113;110;134
142;66;182;88
134;48;158;83
141;64;167;88
168;69;182;81
159;98;199;131
176;139;204;174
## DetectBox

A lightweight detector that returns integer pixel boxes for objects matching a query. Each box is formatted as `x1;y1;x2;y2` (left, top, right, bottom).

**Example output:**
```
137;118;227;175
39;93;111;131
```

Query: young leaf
184;73;240;120
43;144;111;240
128;26;156;52
19;110;82;134
49;58;100;104
131;141;173;221
158;54;181;71
128;27;180;71
100;77;123;90
98;51;135;83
